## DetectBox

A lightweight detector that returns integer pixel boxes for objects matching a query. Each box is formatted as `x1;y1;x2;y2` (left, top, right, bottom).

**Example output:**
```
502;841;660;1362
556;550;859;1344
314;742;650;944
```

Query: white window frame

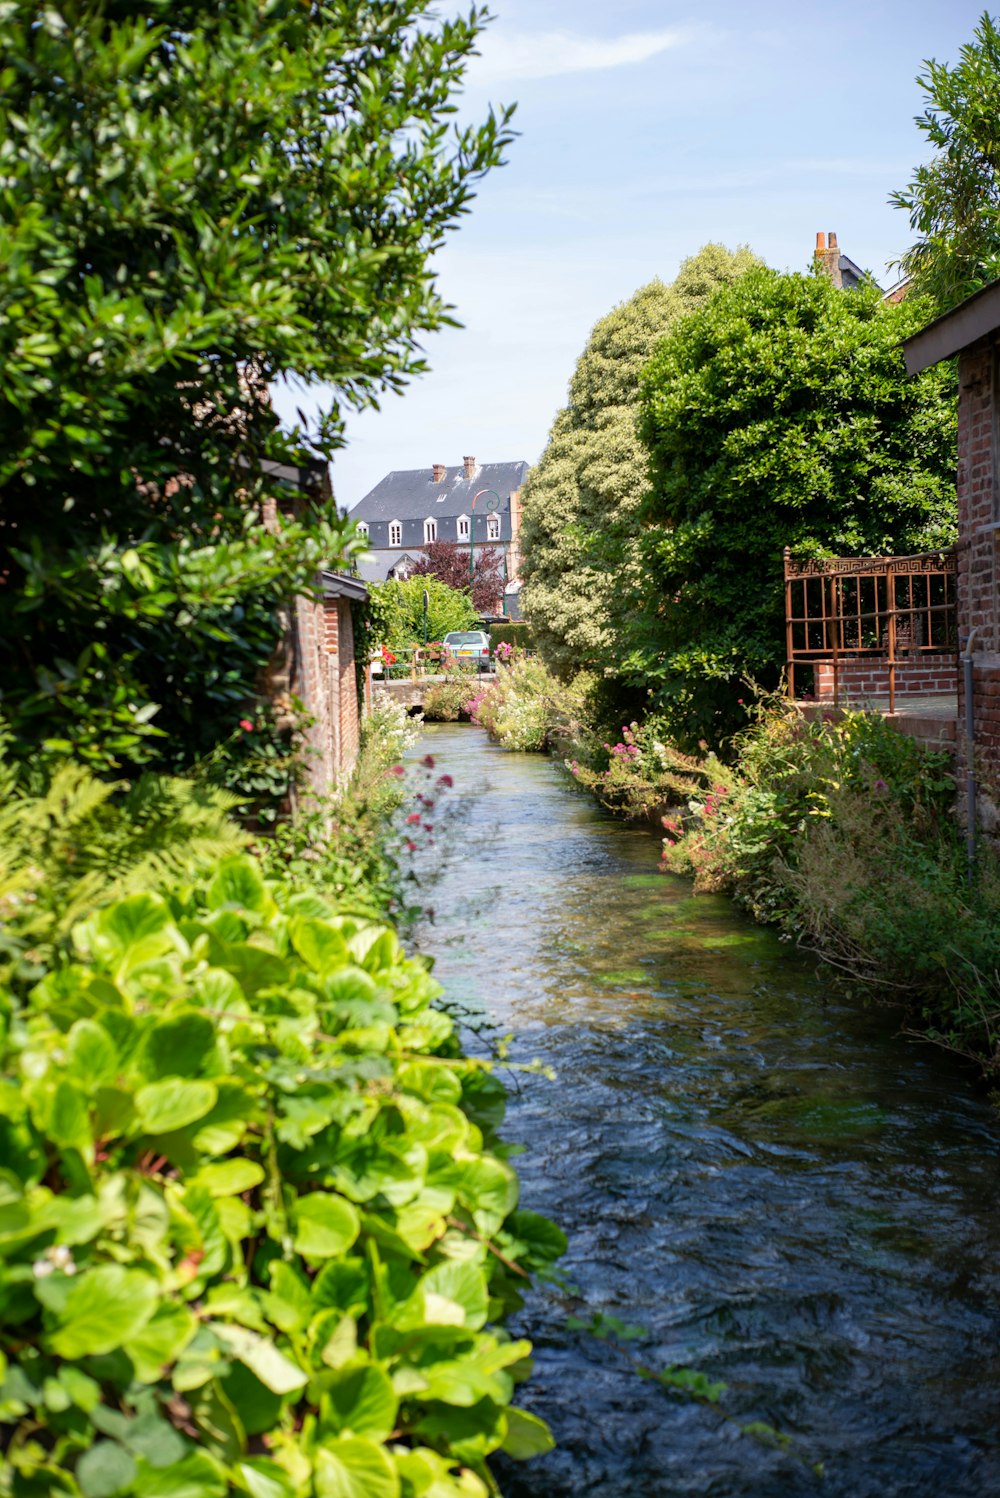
424;516;437;543
457;514;470;541
388;519;402;547
356;520;369;539
486;514;501;541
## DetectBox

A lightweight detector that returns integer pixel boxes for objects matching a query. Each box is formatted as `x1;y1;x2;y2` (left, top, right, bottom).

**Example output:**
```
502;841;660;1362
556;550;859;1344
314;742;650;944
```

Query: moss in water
593;967;650;987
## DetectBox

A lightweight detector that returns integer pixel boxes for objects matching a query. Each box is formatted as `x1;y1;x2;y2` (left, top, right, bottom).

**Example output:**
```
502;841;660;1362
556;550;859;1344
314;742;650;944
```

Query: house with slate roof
349;455;529;614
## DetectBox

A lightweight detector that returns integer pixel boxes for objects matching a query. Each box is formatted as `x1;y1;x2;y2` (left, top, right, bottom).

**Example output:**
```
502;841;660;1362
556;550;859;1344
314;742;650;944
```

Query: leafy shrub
0;855;564;1496
659;696;955;923
421;679;477;724
568;719;734;822
470;661;590;754
365;580;479;659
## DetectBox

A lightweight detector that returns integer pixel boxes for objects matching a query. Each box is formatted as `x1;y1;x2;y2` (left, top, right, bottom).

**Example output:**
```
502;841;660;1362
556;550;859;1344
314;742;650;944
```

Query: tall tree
634;267;958;746
891;11;1000;311
0;1;512;774
409;541;505;613
519;244;760;684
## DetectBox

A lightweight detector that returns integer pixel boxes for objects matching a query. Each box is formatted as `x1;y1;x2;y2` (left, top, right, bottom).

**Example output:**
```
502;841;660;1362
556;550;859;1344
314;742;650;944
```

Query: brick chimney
814;230;843;289
432;462;446;483
463;455;476;480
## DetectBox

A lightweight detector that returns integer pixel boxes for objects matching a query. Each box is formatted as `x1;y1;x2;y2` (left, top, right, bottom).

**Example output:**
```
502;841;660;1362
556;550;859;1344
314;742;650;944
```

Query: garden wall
814;652;957;702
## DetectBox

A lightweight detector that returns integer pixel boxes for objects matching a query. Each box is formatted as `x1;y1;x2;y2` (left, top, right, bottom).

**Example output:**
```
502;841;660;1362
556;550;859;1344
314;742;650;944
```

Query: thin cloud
472;27;693;83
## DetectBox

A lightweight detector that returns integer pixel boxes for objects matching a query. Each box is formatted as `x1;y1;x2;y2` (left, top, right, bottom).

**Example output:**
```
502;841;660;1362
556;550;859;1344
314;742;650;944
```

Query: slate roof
355;550;419;584
350;460;529;521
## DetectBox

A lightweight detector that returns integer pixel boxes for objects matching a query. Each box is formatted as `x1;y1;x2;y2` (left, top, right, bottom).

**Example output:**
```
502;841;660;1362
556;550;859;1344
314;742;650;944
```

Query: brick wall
287;586;362;801
814;652;957;702
955;342;1000;829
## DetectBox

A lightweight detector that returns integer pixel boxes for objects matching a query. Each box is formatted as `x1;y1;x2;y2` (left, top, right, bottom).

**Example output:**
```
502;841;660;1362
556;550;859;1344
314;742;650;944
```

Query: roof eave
903;278;1000;374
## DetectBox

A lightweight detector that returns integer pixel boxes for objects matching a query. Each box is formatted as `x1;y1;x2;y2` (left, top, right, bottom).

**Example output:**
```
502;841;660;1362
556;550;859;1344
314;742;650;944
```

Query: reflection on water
411;725;1000;1498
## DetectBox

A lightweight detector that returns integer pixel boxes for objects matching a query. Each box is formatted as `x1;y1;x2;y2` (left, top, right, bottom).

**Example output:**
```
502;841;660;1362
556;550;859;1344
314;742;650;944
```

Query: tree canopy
891;10;1000;310
0;1;511;776
368;576;479;655
410;541;505;613
633;267;958;744
519;244;760;683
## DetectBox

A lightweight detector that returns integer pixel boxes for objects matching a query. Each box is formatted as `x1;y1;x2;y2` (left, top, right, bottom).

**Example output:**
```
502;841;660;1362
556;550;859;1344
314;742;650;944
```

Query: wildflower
873;778;887;792
239;718;254;732
405;838;418;852
423;823;433;832
421;754;436;769
436;773;453;788
406;812;422;825
389;764;405;777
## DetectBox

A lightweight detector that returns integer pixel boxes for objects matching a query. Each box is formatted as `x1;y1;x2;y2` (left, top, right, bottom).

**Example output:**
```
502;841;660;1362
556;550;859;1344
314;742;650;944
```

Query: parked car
442;630;492;671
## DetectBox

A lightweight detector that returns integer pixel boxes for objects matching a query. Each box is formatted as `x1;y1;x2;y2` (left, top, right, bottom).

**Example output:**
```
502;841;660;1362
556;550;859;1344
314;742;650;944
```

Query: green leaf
293;1193;360;1260
131;1452;228;1497
136;1079;218;1135
208;857;272;915
47;1264;159;1358
320;1365;398;1442
123;1303;198;1382
314;1438;401;1498
237;1461;298;1498
76;1441;137;1498
78;894;178;977
143;1013;217;1080
500;1406;555;1460
211;1323;308;1395
290;917;349;973
66;1020;118;1086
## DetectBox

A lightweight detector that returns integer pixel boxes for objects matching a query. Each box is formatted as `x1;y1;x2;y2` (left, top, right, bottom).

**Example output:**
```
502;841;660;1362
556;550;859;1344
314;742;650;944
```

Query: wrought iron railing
783;547;958;712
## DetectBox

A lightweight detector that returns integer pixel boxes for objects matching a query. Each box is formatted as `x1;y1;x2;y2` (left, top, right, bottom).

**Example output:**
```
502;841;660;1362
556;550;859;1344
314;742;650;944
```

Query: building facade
349;455;529;612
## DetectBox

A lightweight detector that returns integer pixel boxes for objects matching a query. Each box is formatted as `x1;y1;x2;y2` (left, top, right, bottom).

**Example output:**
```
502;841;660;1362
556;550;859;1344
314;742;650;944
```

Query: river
410;723;1000;1498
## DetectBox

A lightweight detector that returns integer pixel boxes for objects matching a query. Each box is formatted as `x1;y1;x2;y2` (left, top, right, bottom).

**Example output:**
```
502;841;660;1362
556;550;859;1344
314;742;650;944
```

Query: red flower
239;719;254;732
421;754;436;769
405;839;418;852
406;812;422;825
389;764;405;777
436;774;453;789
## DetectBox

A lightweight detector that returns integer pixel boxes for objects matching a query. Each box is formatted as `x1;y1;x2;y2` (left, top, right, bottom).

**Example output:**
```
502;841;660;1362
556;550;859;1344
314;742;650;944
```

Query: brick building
905;279;1000;824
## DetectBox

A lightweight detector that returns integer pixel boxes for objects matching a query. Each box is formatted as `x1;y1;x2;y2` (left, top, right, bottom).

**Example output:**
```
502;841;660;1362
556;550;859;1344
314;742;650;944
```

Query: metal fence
783;547;958;711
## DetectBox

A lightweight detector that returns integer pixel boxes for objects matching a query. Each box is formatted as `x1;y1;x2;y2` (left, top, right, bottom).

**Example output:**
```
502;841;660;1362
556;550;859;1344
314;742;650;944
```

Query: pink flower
423;823;433;832
436;774;453;788
239;718;254;732
421;754;436;769
406;812;422;825
405;839;418;852
389;764;405;777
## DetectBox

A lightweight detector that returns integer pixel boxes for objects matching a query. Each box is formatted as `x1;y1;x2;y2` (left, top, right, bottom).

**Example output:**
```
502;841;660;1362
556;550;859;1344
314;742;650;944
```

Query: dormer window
486;515;501;541
356;520;369;539
424;517;437;543
388;519;402;547
457;514;470;541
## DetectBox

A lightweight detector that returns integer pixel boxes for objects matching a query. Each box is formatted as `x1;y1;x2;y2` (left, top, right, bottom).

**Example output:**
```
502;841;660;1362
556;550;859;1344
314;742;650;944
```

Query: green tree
519;244;760;685
891;11;1000;310
368;575;479;656
634;267;958;746
0;1;512;780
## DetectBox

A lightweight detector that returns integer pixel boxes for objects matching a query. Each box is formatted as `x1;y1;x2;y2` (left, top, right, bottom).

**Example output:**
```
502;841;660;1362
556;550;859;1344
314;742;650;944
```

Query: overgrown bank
0;704;565;1497
467;659;1000;1077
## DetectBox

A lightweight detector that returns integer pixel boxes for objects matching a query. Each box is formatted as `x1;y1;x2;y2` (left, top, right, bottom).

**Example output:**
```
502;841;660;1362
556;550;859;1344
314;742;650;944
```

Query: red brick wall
814;652;957;701
287;586;361;800
955;342;1000;825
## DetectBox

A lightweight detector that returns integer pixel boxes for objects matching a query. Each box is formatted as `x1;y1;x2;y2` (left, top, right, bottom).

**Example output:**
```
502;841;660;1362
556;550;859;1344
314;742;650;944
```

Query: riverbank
447;658;1000;1079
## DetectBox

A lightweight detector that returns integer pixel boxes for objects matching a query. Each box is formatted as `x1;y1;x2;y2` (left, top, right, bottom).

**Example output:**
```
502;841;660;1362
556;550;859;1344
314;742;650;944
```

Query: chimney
432;462;446;483
463;455;476;480
814;229;843;288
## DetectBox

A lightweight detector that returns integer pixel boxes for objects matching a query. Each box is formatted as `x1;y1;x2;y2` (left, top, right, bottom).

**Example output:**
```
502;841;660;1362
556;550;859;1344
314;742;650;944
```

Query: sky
270;0;987;513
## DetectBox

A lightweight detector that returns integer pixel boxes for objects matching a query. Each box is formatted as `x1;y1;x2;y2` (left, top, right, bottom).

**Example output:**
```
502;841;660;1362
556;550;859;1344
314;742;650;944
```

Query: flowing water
411;724;1000;1498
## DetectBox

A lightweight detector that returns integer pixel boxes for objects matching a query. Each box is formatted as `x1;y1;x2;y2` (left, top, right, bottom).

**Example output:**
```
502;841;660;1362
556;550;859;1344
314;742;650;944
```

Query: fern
0;737;248;987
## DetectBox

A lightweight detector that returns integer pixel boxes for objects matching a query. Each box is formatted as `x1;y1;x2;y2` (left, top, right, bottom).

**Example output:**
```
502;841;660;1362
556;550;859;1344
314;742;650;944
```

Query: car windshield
446;633;484;645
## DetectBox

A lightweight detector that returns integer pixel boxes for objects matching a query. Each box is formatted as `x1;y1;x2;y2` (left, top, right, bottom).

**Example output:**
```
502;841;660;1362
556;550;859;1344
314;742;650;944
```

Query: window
457;514;470;541
486;515;501;541
424;517;437;543
356;520;369;539
388;520;401;547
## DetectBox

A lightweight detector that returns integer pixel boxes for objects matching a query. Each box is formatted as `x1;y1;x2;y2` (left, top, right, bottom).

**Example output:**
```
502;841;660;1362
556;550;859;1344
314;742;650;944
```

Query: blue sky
271;0;988;512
